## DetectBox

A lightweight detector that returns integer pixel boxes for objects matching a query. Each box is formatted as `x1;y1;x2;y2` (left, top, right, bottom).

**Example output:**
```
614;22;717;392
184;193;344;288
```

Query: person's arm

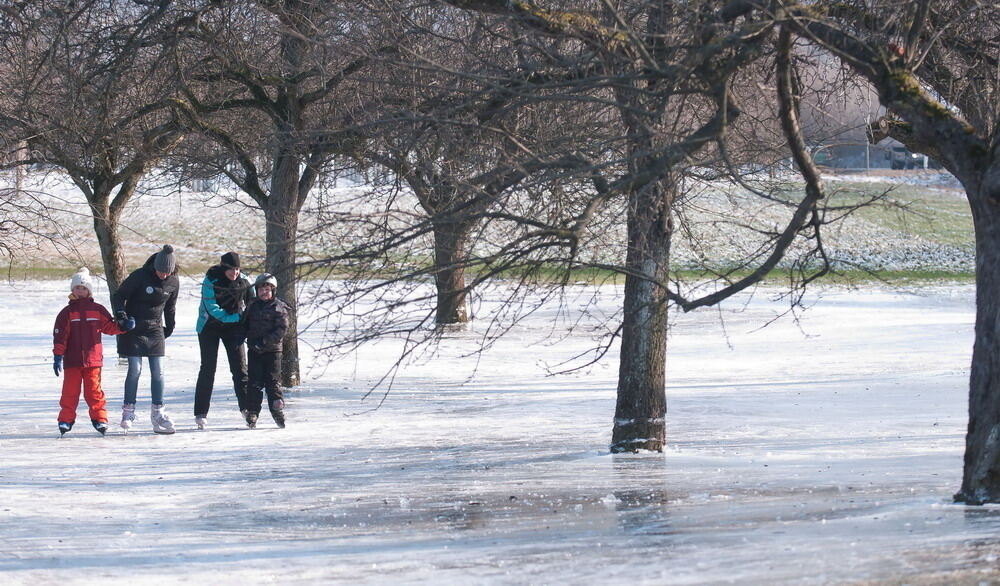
200;275;240;323
52;306;71;355
98;304;126;336
163;280;178;338
243;277;255;310
110;271;136;314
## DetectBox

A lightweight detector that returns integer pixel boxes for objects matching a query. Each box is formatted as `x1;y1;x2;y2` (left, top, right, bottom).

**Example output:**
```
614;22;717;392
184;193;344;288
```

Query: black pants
194;324;248;416
248;350;283;415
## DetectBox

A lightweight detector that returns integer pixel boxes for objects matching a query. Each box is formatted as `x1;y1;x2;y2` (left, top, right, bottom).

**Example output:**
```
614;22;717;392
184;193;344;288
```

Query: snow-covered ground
1;279;994;585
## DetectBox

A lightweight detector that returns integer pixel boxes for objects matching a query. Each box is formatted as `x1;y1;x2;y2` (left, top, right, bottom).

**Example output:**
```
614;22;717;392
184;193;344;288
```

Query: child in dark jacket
241;273;290;429
53;268;134;435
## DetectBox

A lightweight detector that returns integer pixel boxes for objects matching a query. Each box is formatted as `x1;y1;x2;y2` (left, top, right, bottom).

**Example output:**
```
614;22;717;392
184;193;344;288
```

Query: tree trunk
610;178;674;453
267;155;302;388
957;164;1000;504
88;196;126;294
431;219;472;325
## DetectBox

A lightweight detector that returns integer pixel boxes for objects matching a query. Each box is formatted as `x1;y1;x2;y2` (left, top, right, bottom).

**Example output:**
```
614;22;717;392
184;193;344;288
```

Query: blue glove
116;311;135;331
53;355;63;377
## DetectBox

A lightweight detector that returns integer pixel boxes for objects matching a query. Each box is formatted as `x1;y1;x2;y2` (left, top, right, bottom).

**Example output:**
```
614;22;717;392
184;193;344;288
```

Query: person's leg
124;356;142;405
148;356;165;405
120;357;141;431
58;366;83;424
194;329;221;417
246;351;264;416
221;329;249;411
263;352;283;408
264;352;285;428
148;356;174;434
81;367;108;423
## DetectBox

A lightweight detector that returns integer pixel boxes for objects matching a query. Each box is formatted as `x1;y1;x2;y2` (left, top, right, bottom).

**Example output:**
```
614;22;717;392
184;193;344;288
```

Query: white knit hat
70;267;94;294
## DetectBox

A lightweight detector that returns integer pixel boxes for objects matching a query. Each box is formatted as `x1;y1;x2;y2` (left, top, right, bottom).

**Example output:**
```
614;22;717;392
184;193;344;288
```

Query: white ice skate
120;403;136;433
195;416;207;430
151;404;175;435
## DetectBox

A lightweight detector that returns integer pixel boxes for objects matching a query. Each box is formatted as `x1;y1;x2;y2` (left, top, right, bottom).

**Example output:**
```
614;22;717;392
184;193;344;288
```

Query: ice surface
1;280;996;584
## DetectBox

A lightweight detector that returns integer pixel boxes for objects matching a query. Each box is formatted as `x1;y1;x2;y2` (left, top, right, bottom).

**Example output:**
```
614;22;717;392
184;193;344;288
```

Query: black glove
53;355;63;377
164;327;173;339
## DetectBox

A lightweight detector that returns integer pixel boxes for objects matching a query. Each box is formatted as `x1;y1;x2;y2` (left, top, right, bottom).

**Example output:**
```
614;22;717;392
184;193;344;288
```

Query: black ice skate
92;420;108;435
58;421;73;436
270;408;285;429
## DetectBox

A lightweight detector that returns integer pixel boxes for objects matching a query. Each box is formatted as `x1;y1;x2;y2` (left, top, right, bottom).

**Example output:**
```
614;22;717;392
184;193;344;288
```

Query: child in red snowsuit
52;268;133;435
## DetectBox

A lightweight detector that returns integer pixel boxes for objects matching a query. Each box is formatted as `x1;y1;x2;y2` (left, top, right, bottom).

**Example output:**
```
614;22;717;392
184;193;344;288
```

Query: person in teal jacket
193;251;253;429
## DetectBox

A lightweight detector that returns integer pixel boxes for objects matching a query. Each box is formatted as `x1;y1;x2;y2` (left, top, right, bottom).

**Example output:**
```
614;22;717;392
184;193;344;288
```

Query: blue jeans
124;356;164;405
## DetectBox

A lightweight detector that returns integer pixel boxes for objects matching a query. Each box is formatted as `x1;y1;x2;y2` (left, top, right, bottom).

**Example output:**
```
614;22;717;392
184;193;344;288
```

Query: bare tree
0;0;183;292
312;1;856;452
778;0;1000;504
169;0;395;386
350;7;609;326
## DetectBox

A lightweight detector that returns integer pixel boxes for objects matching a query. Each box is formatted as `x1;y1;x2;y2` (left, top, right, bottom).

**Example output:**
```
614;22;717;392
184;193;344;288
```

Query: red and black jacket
52;296;125;368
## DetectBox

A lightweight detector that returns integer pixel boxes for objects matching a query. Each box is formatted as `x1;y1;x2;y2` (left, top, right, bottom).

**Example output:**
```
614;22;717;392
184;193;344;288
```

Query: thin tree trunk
957;166;1000;504
88;196;126;294
267;155;301;388
611;177;674;453
431;219;471;325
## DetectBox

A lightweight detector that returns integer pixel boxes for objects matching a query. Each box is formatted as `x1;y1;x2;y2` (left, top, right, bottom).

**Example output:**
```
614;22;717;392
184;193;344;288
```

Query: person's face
257;284;274;300
72;285;90;298
225;267;240;281
155;270;170;280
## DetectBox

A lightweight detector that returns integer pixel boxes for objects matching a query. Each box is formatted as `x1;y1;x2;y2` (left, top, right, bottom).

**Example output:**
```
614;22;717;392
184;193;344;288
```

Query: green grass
826;182;973;247
6;177;977;287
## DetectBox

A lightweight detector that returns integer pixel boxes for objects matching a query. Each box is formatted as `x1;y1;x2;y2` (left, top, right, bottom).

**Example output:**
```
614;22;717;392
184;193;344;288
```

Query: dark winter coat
53;296;125;368
112;254;180;357
242;296;290;353
196;265;253;334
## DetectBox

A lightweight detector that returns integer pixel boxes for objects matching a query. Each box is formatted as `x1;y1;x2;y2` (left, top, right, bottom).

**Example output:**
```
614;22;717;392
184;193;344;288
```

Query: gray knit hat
154;244;176;274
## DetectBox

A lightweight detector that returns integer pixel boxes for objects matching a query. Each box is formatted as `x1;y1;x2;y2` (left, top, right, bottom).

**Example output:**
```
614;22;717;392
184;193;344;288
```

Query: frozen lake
0;279;995;584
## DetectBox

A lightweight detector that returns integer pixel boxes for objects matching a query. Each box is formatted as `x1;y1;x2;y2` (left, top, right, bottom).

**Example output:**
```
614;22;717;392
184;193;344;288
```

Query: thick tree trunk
88;196;126;294
431;219;471;325
957;165;1000;504
267;155;302;388
610;178;674;453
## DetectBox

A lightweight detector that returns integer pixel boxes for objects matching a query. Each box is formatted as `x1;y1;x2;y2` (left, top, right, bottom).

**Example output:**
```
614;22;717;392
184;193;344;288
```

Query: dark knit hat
154;244;176;274
220;251;241;269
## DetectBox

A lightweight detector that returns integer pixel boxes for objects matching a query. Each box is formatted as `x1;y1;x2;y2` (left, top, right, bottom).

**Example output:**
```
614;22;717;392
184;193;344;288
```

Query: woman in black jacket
111;244;180;434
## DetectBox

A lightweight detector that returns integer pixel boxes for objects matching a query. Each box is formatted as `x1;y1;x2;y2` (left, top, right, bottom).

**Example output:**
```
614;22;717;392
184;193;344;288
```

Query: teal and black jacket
196;265;254;333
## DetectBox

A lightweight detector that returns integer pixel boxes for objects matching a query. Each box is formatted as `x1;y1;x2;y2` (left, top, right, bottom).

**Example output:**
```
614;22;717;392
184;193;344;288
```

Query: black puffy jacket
112;254;180;357
243;296;290;353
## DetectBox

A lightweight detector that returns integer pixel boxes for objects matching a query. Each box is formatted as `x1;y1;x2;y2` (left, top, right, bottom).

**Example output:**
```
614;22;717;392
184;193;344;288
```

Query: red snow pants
58;366;107;424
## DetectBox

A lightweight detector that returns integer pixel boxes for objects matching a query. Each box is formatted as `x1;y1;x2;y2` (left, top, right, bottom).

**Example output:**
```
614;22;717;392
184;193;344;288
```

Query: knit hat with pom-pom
70;267;94;295
154;244;176;274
